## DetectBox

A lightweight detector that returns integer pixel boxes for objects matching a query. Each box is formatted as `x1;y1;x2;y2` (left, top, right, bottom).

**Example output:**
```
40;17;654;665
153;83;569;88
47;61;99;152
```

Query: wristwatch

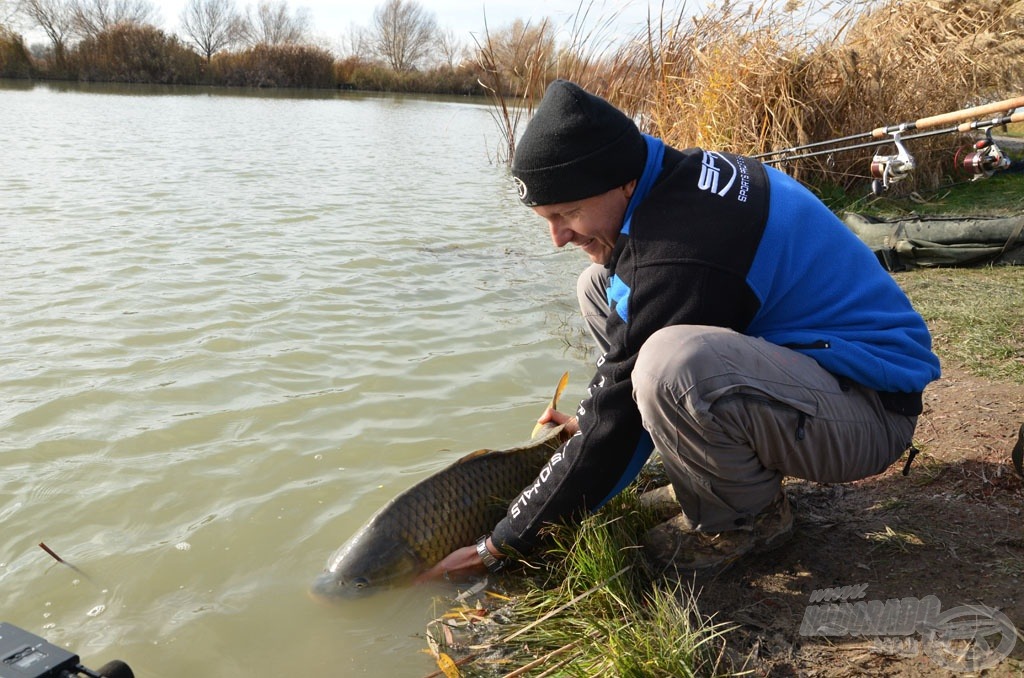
475;534;504;573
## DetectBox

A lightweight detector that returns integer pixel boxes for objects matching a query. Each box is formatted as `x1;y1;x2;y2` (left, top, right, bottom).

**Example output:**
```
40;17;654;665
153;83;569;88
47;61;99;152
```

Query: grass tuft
426;486;736;676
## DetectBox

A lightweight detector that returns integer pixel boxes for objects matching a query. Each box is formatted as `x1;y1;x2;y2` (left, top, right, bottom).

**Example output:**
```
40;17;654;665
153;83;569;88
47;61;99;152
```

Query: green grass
867;171;1024;217
427;489;735;676
899;266;1024;384
820;165;1024;217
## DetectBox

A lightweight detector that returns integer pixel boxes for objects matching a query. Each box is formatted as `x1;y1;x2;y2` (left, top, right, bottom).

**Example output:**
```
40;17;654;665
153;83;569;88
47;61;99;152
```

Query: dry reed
507;0;1024;192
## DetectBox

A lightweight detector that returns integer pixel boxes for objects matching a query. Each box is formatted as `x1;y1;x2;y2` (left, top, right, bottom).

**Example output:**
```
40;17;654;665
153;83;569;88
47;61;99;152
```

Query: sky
6;0;673;53
160;0;660;49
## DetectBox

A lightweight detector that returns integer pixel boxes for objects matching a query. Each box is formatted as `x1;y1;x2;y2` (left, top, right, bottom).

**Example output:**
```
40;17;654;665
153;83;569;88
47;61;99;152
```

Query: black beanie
511;80;647;206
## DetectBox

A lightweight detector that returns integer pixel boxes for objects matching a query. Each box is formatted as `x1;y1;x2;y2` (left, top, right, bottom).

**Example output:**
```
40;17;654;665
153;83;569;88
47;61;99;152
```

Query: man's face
531;181;636;265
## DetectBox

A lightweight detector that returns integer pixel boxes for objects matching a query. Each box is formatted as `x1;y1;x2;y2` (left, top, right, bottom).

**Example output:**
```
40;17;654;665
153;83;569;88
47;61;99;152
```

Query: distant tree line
0;0;572;94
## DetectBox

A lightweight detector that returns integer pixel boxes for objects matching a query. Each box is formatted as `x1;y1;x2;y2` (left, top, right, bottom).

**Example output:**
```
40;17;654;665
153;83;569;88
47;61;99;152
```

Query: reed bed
494;0;1024;192
209;43;336;88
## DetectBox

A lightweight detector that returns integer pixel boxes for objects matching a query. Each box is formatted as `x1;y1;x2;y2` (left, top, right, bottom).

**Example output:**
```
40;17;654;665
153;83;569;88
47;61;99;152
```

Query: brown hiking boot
642;491;794;575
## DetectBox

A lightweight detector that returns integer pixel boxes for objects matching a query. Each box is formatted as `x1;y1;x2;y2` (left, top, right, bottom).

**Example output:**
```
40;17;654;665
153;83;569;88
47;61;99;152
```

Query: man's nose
549;220;574;248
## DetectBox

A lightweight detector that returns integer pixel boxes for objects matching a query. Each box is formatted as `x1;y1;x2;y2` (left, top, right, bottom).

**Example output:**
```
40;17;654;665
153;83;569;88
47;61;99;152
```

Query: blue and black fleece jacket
491;137;942;556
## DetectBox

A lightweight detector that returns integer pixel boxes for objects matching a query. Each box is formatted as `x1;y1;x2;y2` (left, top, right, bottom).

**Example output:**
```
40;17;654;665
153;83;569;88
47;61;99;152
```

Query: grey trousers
577;264;918;533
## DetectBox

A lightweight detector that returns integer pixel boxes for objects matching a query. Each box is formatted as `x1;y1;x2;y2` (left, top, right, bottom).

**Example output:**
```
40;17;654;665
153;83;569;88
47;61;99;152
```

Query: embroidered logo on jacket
697;151;738;197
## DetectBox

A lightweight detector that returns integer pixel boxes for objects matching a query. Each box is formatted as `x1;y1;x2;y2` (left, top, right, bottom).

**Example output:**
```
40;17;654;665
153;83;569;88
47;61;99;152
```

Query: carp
311;373;570;599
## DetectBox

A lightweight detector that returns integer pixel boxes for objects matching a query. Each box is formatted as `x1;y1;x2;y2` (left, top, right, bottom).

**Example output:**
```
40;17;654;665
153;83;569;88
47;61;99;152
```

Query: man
419;79;940;581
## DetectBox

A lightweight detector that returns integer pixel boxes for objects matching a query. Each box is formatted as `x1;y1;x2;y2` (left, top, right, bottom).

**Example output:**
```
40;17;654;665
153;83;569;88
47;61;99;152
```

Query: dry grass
655;0;1021;191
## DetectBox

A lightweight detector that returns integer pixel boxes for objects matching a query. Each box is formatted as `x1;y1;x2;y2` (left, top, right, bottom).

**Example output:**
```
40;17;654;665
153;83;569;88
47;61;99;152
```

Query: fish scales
311;424;566;598
397;438;555;566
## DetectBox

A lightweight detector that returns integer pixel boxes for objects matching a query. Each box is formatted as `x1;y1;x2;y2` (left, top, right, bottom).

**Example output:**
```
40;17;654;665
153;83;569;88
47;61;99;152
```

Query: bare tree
473;17;554;162
436;26;463;69
483;18;554;79
180;0;241;60
2;0;22;27
20;0;75;61
372;0;437;72
338;20;370;58
71;0;158;38
240;0;308;46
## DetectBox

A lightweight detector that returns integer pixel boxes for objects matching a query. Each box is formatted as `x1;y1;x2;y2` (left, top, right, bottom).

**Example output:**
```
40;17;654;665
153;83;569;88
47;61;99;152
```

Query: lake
0;79;591;676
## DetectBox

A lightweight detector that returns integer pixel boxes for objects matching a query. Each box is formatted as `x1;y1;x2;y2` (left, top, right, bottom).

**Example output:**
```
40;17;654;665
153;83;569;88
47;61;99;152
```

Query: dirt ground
696;365;1024;676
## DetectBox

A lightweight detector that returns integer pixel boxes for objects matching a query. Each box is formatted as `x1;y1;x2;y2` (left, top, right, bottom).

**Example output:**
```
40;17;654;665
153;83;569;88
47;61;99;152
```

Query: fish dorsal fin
530;371;569;439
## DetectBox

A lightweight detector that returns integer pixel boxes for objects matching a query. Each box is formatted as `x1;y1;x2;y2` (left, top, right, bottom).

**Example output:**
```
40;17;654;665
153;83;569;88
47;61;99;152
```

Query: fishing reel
870;130;916;195
954;129;1012;181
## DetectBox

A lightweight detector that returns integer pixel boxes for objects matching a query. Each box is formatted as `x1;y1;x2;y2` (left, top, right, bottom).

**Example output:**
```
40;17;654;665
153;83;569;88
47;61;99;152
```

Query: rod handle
954;109;1024;131
872;95;1024;137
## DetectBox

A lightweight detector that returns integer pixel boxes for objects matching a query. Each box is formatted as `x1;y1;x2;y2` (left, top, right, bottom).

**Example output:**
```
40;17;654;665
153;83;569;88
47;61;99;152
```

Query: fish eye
352;577;369;589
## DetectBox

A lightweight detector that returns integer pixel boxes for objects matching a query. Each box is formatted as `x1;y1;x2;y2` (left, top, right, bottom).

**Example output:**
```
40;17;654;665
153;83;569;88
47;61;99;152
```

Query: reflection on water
0;80;588;675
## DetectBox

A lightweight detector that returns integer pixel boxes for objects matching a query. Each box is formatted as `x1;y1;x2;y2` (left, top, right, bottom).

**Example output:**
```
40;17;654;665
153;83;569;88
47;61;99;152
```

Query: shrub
71;23;204;84
207;43;335;88
334;59;485;95
0;27;33;79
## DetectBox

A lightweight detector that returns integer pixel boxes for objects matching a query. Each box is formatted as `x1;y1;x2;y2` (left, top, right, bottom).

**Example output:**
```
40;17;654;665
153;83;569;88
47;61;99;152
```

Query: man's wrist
475;534;505;573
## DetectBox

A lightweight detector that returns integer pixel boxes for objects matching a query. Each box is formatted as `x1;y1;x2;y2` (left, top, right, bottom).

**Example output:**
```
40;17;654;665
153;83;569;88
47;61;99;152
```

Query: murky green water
0;80;590;675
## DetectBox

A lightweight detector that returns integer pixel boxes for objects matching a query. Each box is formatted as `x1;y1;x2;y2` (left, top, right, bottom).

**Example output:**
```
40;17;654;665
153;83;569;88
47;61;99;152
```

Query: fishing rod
763;111;1023;168
868;112;1022;195
755;95;1024;194
755;95;1024;161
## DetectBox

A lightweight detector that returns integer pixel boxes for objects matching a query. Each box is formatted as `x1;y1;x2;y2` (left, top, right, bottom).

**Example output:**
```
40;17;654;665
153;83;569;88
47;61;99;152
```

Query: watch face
476;536;502;572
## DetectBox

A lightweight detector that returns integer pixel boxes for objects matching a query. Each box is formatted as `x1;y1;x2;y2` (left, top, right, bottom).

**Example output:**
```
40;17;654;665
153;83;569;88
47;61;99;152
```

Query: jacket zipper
785;340;831;350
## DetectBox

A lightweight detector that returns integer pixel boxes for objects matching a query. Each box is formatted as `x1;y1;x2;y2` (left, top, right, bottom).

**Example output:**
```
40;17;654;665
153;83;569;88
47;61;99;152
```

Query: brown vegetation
0;26;32;78
72;22;202;83
465;0;1024;191
208;42;334;88
596;0;1024;192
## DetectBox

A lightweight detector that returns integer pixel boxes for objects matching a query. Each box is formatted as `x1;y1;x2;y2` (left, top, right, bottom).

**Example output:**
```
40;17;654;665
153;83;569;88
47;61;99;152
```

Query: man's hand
415;537;506;584
415;545;485;584
537;407;579;437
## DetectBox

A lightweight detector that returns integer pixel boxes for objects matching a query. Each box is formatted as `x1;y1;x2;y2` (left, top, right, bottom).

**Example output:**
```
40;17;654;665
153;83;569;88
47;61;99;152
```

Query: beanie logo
513;176;528;201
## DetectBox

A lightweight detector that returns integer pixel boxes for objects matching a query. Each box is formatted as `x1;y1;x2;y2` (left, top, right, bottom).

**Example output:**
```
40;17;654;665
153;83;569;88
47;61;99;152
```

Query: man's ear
623;179;639;200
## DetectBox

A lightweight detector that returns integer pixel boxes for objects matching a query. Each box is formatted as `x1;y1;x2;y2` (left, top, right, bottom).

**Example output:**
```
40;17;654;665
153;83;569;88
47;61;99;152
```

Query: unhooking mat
842;212;1024;270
